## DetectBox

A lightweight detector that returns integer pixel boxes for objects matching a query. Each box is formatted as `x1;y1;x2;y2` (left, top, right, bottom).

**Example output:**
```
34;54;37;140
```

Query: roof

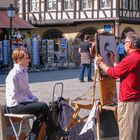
0;10;35;29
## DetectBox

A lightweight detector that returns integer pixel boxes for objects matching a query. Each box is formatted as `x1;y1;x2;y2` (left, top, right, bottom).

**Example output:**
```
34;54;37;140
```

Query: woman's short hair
12;48;29;63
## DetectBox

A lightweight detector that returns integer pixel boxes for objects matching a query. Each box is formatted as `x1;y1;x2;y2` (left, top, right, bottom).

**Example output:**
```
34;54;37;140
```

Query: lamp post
7;4;15;69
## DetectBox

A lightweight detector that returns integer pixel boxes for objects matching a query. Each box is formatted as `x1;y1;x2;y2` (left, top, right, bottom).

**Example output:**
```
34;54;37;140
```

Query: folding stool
4;107;35;140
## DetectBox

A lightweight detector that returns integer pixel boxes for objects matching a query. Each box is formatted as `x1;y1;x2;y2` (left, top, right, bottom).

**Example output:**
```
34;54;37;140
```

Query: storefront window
100;0;111;9
81;0;92;9
30;0;39;12
64;0;74;10
47;0;56;11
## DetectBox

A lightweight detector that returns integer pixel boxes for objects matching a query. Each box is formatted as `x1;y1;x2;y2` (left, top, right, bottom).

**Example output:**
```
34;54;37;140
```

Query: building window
100;0;111;9
81;0;92;9
64;0;74;10
133;0;138;10
29;0;39;12
122;0;129;9
47;0;56;11
16;0;23;13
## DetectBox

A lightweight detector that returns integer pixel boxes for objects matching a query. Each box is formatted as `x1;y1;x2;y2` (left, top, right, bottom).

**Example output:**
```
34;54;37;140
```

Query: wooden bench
4;113;35;140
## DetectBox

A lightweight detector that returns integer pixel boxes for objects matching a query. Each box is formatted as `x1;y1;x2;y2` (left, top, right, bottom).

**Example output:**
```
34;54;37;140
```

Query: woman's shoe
79;80;85;82
87;79;93;82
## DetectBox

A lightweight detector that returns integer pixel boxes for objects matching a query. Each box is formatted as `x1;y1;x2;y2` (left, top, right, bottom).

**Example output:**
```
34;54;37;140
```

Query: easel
65;68;118;139
65;33;118;140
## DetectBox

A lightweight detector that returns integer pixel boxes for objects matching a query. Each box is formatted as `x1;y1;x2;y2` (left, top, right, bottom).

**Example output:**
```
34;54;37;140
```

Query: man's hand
108;51;116;66
94;55;109;73
94;55;103;65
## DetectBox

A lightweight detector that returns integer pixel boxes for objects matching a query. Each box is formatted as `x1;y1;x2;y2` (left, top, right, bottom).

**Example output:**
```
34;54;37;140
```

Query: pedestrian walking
117;39;125;61
5;48;69;140
79;34;93;82
95;32;140;140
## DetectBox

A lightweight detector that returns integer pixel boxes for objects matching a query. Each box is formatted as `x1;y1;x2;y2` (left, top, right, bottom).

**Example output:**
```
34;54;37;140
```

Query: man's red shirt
107;50;140;102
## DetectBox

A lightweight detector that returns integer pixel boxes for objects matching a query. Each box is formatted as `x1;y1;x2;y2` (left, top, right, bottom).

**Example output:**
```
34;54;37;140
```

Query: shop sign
104;24;112;32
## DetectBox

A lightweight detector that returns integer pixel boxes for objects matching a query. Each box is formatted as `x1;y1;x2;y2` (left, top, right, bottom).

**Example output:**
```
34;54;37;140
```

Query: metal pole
9;17;13;69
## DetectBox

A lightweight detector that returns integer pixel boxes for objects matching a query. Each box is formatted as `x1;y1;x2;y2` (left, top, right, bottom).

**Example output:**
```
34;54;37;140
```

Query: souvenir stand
42;39;47;66
66;33;118;140
32;35;40;67
2;40;9;66
0;41;2;68
59;38;68;67
47;39;54;67
24;33;32;58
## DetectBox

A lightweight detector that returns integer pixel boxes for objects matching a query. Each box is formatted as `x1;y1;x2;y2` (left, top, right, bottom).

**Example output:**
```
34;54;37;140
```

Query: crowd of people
5;31;140;140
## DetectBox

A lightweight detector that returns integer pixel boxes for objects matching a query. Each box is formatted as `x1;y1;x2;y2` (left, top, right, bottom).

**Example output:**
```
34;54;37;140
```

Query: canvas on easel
96;33;118;105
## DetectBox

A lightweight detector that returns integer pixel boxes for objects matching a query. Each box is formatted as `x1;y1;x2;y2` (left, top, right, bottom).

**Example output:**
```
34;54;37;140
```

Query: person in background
91;41;96;79
71;38;81;68
95;32;140;140
79;34;93;82
117;38;125;61
5;48;69;140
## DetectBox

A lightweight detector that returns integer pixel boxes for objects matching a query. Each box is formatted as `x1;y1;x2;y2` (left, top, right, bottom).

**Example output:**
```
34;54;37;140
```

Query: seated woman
5;48;69;140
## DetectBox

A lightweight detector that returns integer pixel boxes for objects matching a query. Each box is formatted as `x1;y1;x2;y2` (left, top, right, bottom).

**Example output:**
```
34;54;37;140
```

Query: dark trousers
79;63;92;81
8;102;54;140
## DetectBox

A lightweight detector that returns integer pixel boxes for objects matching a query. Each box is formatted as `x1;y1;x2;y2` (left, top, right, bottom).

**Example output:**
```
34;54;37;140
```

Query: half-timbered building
12;0;140;64
14;0;140;41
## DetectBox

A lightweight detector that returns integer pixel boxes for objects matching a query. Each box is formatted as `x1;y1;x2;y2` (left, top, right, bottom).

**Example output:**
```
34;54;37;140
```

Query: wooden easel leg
93;66;101;140
65;107;81;131
96;108;100;140
92;68;98;102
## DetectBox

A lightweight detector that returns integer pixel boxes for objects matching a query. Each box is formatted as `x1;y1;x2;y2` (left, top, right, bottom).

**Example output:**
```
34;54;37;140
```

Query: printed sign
2;40;9;65
104;25;112;32
47;40;54;64
59;38;68;49
42;39;47;65
32;38;39;65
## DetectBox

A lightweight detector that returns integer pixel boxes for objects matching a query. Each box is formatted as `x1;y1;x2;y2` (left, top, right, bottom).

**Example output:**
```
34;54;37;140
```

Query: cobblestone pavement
0;68;99;105
0;68;119;140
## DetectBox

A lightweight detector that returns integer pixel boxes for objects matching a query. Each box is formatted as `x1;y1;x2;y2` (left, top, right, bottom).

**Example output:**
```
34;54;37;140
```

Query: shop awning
0;10;35;29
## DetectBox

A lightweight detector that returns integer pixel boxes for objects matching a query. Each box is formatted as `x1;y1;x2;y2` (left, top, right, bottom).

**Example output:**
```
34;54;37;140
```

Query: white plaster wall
0;0;14;7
